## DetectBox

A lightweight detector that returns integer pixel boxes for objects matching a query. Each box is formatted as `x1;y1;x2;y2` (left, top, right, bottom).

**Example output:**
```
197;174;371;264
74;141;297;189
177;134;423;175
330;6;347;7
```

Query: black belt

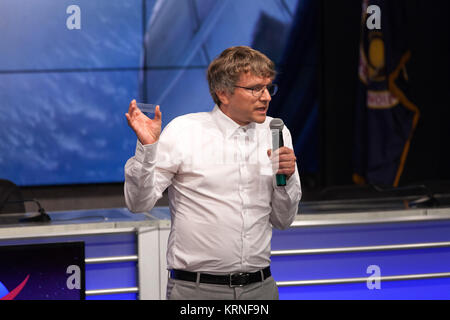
170;266;271;287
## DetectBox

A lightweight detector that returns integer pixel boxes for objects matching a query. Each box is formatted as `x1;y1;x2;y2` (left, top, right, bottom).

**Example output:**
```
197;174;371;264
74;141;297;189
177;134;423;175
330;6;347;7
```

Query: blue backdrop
0;0;314;186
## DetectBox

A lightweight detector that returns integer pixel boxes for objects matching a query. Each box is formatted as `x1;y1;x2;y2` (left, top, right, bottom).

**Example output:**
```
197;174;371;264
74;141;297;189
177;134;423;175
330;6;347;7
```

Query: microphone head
270;118;284;130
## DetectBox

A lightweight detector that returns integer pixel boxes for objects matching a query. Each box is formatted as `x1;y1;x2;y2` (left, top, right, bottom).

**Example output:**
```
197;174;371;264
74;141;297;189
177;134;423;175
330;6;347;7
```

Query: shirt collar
211;105;257;140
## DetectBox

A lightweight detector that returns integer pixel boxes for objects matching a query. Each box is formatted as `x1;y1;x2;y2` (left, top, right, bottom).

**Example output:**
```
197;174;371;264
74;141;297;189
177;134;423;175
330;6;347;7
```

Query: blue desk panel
278;277;450;300
0;208;150;300
272;218;450;299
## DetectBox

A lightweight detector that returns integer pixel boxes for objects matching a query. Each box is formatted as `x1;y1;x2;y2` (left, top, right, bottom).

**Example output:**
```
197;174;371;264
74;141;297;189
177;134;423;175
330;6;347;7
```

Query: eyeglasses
234;83;278;97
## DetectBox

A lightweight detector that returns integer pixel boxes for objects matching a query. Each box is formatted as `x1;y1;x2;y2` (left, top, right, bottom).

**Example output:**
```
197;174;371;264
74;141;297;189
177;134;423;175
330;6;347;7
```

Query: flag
353;0;420;187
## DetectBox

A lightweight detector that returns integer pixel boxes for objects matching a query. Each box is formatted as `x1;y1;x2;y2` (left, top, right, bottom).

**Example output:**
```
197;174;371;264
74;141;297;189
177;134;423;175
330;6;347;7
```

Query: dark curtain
266;0;321;191
320;0;450;193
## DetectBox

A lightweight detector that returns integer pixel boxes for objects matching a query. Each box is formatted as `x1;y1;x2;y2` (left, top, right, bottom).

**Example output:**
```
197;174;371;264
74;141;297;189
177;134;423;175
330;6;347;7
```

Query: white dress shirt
124;105;301;274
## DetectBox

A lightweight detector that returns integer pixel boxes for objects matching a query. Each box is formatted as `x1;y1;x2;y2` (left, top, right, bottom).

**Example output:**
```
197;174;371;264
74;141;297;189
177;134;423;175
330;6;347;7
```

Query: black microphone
6;199;51;222
270;118;286;186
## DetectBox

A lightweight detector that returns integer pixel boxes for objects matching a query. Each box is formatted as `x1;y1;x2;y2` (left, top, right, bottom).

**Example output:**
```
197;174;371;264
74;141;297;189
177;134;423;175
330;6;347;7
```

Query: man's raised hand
125;99;162;145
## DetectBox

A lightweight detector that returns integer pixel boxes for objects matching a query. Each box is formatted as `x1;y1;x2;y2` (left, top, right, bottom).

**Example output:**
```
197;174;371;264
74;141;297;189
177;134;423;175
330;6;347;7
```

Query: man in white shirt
124;46;301;300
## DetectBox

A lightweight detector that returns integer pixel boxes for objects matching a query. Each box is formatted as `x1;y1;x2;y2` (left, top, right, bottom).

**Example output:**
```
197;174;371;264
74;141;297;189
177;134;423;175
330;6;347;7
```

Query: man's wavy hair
207;46;276;106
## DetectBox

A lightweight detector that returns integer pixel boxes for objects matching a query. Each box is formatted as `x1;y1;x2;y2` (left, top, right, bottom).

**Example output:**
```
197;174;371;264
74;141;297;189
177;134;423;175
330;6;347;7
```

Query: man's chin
253;114;266;124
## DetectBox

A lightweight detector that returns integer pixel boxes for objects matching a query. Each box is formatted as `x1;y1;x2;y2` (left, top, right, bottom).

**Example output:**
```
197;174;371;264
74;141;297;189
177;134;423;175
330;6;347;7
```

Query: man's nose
260;87;272;101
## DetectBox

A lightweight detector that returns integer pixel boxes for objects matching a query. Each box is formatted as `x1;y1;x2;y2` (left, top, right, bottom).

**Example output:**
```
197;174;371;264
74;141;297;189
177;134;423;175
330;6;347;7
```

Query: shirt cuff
273;174;300;201
134;139;158;164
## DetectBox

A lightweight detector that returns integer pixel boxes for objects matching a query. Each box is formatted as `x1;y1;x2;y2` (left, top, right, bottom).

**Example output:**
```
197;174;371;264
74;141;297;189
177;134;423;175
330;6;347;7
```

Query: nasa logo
0;275;30;300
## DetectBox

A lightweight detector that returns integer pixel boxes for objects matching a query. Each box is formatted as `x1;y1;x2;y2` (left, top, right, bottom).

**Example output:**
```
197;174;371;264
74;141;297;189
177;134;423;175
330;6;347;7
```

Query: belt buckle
229;272;250;287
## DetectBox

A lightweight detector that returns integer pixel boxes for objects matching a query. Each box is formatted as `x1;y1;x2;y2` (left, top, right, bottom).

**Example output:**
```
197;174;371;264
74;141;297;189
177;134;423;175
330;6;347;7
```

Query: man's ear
216;90;230;106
